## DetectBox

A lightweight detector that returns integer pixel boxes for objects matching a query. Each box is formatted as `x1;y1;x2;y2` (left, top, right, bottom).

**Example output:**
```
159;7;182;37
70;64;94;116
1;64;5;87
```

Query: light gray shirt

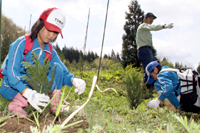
136;23;163;50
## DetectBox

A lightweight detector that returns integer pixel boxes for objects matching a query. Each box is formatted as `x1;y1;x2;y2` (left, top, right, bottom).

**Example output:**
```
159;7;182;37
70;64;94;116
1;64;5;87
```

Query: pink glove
50;89;61;113
148;98;161;108
8;93;29;117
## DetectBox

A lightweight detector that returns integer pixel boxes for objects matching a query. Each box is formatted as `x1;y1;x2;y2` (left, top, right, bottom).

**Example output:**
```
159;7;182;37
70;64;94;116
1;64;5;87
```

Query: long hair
29;18;44;41
29;18;57;42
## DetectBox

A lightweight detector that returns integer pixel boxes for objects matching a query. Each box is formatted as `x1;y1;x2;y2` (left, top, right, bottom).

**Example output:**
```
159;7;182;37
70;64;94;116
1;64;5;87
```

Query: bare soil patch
0;112;89;133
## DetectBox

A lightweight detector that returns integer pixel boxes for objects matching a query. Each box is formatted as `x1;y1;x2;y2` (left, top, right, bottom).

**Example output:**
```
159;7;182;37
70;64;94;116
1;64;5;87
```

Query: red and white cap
40;7;66;38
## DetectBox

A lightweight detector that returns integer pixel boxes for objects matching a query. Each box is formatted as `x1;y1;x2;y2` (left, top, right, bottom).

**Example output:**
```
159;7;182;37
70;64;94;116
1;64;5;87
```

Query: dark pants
137;46;155;95
137;46;155;82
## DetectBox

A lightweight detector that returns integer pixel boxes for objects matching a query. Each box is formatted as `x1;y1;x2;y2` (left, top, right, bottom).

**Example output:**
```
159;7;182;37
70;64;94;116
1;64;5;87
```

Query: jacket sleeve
155;72;174;101
6;36;28;94
141;23;163;31
50;48;74;87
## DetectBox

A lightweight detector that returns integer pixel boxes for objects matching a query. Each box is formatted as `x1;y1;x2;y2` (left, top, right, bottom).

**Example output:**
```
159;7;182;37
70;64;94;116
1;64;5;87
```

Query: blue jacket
0;36;74;100
155;65;182;109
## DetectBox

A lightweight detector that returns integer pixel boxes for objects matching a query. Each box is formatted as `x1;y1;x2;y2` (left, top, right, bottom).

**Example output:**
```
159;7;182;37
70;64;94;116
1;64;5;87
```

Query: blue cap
145;12;157;19
145;61;160;84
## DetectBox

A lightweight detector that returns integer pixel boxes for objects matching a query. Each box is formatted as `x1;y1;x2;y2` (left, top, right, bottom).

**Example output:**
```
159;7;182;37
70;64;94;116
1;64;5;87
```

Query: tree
116;52;121;61
175;61;184;69
54;43;65;61
103;54;108;59
121;0;144;69
94;52;99;59
160;58;174;68
1;15;25;62
111;49;116;59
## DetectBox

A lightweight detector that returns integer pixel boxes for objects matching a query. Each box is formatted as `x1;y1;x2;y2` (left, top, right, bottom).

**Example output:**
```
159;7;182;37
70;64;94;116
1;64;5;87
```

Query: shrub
125;65;146;109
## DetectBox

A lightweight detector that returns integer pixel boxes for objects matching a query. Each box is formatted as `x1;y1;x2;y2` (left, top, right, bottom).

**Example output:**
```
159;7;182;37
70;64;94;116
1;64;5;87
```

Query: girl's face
37;26;58;45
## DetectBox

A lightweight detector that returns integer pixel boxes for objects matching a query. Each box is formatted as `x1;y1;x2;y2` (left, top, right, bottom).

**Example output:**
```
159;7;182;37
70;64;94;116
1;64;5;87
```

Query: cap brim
44;21;63;38
146;15;157;19
151;15;157;19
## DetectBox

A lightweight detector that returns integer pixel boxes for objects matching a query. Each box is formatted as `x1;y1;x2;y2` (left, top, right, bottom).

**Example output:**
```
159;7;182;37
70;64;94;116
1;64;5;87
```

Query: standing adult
136;12;173;97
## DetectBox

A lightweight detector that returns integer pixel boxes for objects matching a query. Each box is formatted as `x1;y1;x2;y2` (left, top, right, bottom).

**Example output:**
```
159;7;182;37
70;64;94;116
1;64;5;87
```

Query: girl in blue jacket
0;7;86;117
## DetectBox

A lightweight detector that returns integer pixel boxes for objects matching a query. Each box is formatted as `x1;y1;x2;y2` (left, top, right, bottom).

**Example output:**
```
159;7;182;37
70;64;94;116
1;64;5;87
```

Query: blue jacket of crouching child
154;65;183;110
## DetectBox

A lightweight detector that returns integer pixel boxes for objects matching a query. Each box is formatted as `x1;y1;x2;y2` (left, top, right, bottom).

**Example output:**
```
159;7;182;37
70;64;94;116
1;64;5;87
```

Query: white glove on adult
23;88;50;112
164;23;174;29
72;78;86;95
148;98;161;108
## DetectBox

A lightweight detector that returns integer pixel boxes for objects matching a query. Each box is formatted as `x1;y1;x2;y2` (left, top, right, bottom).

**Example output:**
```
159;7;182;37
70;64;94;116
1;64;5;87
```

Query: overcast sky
2;0;200;69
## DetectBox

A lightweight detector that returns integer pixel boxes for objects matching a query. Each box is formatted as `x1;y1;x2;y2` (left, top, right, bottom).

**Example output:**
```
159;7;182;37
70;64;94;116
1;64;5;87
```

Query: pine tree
116;52;121;61
121;0;143;69
111;49;116;60
54;43;65;61
121;0;157;69
103;54;108;58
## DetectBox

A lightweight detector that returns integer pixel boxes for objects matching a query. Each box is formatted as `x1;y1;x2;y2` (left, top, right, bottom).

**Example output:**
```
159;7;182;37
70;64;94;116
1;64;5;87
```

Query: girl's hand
72;78;86;95
23;88;50;112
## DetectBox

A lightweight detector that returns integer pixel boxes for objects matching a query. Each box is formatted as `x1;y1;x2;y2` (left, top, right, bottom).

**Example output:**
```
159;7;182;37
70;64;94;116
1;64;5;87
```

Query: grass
1;62;200;132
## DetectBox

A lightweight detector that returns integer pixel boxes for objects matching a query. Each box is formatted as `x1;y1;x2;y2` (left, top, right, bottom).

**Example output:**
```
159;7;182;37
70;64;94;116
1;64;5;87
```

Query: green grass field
0;61;200;133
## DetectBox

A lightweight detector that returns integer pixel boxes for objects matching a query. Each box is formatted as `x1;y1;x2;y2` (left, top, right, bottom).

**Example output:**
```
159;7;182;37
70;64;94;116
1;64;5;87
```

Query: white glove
72;78;86;95
148;98;161;108
164;23;173;29
23;88;50;112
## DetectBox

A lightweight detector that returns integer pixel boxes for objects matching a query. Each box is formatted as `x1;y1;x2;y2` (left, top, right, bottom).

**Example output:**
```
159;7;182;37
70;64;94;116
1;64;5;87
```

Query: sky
2;0;200;69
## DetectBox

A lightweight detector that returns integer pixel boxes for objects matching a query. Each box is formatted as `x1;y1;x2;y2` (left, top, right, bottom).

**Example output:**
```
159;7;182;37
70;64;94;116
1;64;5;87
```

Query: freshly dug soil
0;112;89;133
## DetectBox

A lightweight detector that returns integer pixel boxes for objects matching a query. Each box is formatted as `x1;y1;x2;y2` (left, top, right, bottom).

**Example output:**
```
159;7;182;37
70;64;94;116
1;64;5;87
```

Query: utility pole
97;0;109;81
29;14;32;33
80;8;90;78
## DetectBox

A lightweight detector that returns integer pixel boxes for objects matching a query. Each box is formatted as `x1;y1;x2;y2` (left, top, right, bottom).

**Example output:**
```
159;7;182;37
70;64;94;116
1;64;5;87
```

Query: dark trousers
137;46;155;95
137;46;155;83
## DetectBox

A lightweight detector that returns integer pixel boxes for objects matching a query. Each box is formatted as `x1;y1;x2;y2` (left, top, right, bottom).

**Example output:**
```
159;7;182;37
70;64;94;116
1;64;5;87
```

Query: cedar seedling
21;51;56;116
